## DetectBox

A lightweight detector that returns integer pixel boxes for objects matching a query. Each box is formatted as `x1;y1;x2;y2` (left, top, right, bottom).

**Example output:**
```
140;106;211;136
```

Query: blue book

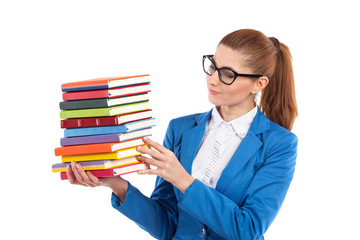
60;128;152;146
64;118;156;138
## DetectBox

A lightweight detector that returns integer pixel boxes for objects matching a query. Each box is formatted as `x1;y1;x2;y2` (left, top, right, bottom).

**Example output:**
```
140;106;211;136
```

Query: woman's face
206;44;258;109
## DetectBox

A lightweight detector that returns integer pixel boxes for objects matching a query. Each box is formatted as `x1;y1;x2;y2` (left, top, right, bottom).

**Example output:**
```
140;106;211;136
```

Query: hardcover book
62;83;151;101
52;156;140;172
63;118;155;137
61;145;146;162
55;138;145;156
60;128;152;146
60;101;149;119
61;74;150;92
60;162;150;179
60;93;149;110
60;110;152;128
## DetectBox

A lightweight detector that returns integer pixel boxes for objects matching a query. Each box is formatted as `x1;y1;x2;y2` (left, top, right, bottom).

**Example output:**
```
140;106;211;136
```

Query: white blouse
191;106;258;189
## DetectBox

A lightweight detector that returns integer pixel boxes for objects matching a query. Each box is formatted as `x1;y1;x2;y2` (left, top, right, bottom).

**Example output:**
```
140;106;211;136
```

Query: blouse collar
207;105;258;138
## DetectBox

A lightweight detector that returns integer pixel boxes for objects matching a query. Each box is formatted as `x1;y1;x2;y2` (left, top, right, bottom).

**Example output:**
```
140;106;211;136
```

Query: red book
62;83;150;101
61;110;152;128
60;162;149;179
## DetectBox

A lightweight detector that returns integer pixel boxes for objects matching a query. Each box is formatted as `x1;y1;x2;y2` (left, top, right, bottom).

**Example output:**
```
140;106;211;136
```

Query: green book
60;101;150;119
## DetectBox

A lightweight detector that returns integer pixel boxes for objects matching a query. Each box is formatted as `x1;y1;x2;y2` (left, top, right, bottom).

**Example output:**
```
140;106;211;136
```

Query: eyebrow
212;56;240;73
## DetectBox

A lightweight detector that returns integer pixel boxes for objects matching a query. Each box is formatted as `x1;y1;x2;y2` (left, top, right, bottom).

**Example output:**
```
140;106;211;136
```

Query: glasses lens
203;56;216;75
219;69;235;84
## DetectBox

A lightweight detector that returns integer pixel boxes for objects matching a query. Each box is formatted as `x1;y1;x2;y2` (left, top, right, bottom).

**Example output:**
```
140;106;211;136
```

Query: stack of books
52;74;155;180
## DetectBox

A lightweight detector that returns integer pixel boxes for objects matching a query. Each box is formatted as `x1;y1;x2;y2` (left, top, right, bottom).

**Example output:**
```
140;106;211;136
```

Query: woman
67;29;298;240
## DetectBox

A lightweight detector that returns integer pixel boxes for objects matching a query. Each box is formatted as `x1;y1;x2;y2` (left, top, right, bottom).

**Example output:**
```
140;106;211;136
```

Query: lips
209;89;220;95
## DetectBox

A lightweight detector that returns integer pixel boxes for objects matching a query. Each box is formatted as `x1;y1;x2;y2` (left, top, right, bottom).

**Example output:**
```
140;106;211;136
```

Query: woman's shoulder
263;118;298;153
253;108;297;143
268;120;297;139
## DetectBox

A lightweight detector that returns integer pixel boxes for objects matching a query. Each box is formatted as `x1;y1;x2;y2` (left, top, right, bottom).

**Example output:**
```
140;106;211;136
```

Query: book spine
62;89;109;101
61;152;118;162
61;145;144;162
64;125;127;138
60;169;114;179
60;110;152;128
54;143;112;156
60;133;122;146
60;107;110;119
61;116;119;128
60;162;145;179
62;84;108;92
52;160;106;172
59;99;109;110
61;74;149;92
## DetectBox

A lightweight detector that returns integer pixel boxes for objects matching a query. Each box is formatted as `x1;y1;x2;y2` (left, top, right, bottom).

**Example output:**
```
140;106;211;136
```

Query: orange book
54;138;144;156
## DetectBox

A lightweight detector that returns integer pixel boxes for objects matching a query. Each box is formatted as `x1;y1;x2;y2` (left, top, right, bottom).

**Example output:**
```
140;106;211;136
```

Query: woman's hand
66;161;128;202
136;137;195;193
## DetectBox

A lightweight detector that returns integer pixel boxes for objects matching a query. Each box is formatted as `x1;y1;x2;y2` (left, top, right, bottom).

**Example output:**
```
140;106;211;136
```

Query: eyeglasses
202;55;264;85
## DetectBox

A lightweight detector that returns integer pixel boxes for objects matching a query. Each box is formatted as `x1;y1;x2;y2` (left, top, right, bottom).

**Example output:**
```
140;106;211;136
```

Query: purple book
52;160;106;169
60;128;152;146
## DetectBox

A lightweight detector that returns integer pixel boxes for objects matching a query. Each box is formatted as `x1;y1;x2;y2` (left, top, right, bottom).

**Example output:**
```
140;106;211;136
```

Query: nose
206;70;221;86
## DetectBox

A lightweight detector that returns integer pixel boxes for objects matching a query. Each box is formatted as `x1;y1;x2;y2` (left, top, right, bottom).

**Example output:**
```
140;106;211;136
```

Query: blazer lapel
180;110;212;175
216;107;270;193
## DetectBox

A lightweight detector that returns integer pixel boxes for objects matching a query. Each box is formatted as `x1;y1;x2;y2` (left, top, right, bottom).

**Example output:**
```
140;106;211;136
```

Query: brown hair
219;29;298;130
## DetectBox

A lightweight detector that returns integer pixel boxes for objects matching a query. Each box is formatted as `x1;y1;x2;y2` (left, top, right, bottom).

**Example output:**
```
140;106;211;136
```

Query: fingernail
71;161;76;170
143;137;148;141
137;146;143;151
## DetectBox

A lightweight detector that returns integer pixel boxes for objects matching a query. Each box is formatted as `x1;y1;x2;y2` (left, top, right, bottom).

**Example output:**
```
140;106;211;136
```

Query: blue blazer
112;107;298;240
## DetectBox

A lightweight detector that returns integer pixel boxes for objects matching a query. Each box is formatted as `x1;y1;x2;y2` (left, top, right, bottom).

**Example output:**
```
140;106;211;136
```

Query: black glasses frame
202;55;264;85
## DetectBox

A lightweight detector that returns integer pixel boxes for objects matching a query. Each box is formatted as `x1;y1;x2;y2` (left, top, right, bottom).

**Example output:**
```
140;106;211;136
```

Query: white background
1;0;359;239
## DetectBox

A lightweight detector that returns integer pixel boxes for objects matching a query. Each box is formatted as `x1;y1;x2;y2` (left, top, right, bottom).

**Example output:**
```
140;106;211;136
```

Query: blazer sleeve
111;120;178;240
177;132;298;240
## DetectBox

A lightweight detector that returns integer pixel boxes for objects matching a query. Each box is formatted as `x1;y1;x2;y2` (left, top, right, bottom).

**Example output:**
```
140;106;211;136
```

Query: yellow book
61;145;146;163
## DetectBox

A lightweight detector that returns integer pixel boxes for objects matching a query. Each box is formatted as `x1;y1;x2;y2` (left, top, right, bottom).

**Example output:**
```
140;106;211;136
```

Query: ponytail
260;42;298;130
219;29;298;130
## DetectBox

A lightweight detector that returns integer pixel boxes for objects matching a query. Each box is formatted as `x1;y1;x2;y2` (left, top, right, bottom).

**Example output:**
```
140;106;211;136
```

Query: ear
251;76;269;94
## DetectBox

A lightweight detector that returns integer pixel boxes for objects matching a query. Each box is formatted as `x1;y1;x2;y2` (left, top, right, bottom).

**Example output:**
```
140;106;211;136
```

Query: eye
221;69;235;79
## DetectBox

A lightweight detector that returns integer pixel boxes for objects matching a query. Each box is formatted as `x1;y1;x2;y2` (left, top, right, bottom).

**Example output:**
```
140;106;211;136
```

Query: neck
217;101;256;122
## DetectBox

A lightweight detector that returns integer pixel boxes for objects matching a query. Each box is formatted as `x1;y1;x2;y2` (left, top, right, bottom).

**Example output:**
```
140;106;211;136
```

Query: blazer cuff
111;181;134;210
177;178;199;208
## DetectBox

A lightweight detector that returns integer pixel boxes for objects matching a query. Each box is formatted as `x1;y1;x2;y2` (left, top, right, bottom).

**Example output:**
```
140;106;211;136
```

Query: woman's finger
137;167;159;176
75;163;97;187
67;165;87;186
136;155;163;168
67;165;77;184
71;162;92;187
71;162;85;182
76;163;91;182
142;137;169;154
87;171;100;184
137;145;165;161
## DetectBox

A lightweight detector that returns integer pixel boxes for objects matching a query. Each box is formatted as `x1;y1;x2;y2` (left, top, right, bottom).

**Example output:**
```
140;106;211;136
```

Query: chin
208;94;252;109
208;94;224;106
